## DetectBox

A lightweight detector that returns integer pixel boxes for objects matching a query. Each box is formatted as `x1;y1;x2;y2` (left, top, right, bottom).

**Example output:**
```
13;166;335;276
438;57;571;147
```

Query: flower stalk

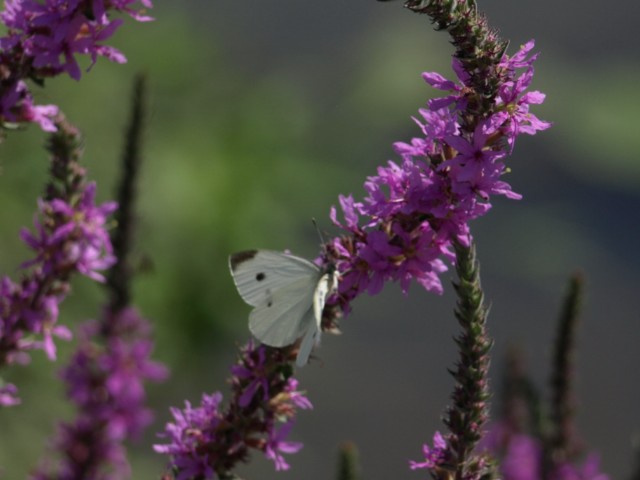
106;73;147;314
480;274;609;479
405;0;509;125
155;343;311;479
0;116;116;406
545;272;585;471
442;240;495;479
31;75;167;479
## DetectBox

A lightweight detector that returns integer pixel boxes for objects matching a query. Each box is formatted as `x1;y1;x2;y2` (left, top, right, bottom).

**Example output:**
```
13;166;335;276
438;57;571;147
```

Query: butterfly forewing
229;250;321;307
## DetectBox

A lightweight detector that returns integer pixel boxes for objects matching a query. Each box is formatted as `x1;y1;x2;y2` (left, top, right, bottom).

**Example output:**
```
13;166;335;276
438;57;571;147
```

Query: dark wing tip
229;250;258;271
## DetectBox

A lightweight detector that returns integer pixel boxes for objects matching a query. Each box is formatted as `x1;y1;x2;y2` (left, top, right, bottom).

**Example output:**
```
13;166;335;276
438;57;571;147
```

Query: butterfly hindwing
248;279;317;347
296;317;320;367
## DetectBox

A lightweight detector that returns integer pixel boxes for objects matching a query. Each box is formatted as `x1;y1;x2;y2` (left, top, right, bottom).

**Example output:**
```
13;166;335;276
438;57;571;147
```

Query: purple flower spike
0;0;153;130
156;343;312;478
153;394;224;480
318;39;548;325
33;307;168;479
21;182;117;282
1;118;118;403
549;455;610;480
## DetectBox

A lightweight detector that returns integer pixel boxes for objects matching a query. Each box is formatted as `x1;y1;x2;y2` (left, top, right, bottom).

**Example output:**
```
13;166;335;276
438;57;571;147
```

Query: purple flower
230;342;271;407
0;0;153;130
1;121;120;405
154;393;223;480
0;383;20;406
442;119;520;201
478;423;543;480
422;58;470;111
264;420;303;471
500;435;542;480
21;182;117;282
491;42;552;148
34;307;168;479
479;422;610;480
0;80;59;131
549;455;610;480
1;0;149;79
156;343;311;478
410;431;447;470
32;419;132;480
323;40;548;320
282;377;313;411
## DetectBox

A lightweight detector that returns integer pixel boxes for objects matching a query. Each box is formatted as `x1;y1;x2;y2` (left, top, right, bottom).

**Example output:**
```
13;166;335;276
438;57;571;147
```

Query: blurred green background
1;0;639;478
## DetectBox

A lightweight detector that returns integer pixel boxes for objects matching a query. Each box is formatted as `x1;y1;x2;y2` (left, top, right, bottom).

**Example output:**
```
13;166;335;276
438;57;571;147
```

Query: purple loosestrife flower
0;382;21;406
0;118;116;404
1;182;116;363
549;455;609;480
0;80;59;131
32;307;168;480
480;423;609;480
0;0;153;130
21;182;117;282
155;342;312;479
479;423;542;480
264;420;303;471
33;76;167;478
410;431;448;470
324;41;549;320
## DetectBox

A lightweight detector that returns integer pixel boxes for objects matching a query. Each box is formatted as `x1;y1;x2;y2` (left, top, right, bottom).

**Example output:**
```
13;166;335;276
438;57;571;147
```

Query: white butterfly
229;250;338;367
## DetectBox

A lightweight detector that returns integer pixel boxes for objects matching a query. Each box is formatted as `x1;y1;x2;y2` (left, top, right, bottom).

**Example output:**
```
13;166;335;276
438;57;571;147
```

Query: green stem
442;239;494;479
545;272;584;470
337;442;361;480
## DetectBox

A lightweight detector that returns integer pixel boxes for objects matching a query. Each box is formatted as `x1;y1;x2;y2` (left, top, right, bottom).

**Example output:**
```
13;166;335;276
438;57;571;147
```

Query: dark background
1;0;638;478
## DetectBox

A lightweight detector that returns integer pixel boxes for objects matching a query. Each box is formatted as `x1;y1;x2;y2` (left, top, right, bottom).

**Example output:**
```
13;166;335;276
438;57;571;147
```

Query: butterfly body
229;250;338;366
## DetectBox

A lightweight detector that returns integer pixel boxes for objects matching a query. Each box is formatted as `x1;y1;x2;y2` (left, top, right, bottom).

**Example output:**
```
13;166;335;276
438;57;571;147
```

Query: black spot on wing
229;250;258;271
266;289;272;307
256;272;266;281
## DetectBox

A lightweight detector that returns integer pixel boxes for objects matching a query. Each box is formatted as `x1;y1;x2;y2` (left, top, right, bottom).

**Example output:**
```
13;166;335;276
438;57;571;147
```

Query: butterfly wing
229;250;321;307
248;279;317;347
230;250;322;347
296;271;339;366
296;313;320;367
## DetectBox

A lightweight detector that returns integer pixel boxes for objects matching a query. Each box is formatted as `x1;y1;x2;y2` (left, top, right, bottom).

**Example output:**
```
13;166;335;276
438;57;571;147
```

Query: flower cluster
0;118;116;405
476;272;608;480
0;0;153;131
479;422;609;480
32;306;168;480
324;40;549;318
155;342;312;479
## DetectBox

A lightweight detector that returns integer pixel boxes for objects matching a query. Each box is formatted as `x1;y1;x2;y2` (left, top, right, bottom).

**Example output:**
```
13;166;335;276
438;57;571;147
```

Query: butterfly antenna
312;217;327;246
312;217;334;262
